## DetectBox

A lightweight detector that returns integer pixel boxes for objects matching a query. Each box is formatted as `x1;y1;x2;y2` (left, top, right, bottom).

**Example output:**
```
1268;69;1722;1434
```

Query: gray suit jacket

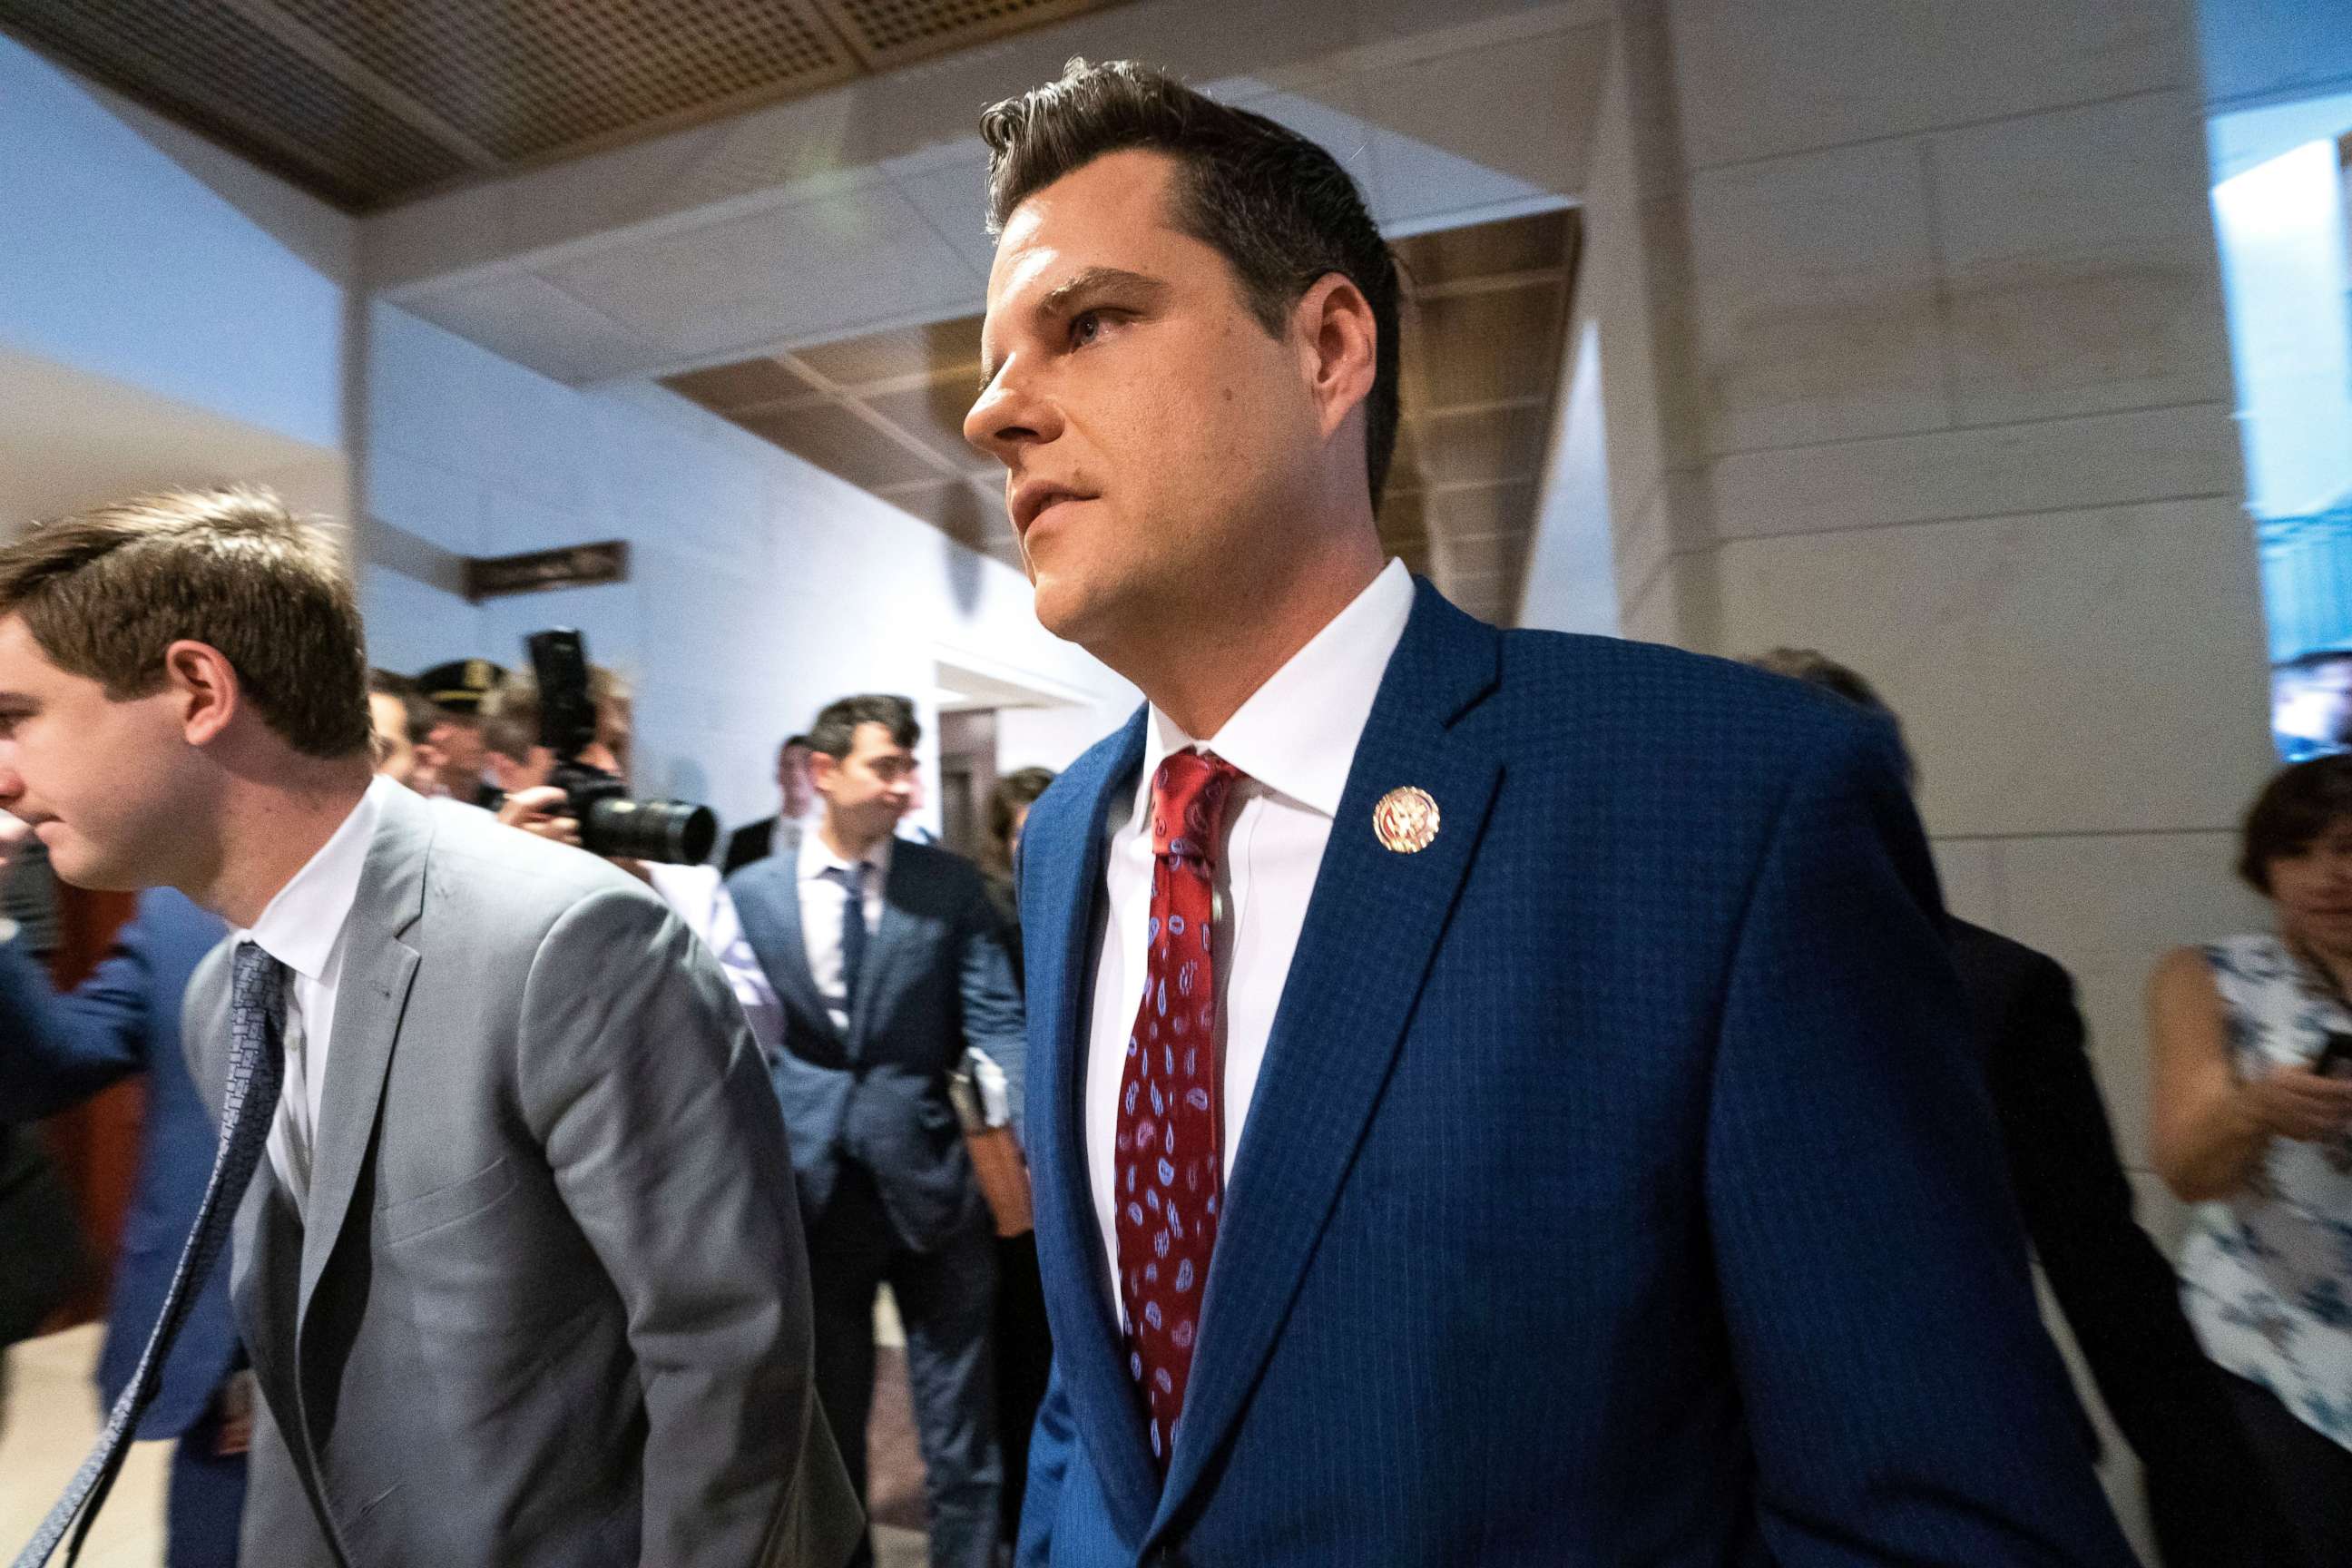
184;785;861;1567
728;840;1024;1252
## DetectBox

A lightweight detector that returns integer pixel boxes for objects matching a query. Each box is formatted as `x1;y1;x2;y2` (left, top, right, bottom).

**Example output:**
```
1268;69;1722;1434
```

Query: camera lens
582;797;717;864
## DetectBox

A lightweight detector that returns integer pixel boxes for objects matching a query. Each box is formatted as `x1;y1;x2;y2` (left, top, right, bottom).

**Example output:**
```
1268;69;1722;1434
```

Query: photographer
483;661;781;1060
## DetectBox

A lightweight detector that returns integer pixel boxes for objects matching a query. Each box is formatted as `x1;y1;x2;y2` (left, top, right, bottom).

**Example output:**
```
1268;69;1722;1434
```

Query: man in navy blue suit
960;60;2137;1565
728;693;1027;1568
0;871;240;1566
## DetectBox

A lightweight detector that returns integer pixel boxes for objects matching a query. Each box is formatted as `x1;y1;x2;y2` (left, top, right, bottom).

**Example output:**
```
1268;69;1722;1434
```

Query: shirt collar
1138;558;1415;821
241;773;396;981
798;823;894;886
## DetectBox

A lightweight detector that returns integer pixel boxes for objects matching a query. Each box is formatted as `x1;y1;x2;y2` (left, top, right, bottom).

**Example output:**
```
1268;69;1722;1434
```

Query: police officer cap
415;658;506;714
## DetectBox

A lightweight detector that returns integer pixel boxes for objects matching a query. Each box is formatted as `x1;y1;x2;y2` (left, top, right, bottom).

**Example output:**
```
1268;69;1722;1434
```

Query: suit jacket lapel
737;867;840;1050
298;788;426;1328
1027;710;1161;1541
1152;583;1504;1534
852;855;917;1053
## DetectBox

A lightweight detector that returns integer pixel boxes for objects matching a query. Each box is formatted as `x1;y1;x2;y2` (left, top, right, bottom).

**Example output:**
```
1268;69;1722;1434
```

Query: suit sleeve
1704;722;2136;1566
957;874;1028;1137
0;919;153;1122
515;887;848;1567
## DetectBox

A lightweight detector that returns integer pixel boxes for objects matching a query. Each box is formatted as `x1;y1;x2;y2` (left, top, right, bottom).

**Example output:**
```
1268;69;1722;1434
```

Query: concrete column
1585;0;2280;1548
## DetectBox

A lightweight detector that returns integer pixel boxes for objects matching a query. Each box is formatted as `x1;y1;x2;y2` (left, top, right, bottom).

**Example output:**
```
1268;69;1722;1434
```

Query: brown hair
981;59;1402;506
806;694;920;760
989;765;1057;867
2239;755;2352;894
0;486;370;758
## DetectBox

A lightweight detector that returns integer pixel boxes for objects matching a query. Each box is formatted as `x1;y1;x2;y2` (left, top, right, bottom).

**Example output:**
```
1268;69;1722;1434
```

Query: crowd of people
2;51;2349;1568
4;609;1066;1568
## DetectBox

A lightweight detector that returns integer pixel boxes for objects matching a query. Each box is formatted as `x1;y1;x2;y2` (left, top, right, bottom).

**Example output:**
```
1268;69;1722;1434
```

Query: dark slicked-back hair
2239;755;2352;894
981;58;1403;506
0;486;371;758
807;694;920;760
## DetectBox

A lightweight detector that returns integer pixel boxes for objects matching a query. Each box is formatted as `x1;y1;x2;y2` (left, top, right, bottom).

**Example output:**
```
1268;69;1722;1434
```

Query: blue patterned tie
14;942;285;1568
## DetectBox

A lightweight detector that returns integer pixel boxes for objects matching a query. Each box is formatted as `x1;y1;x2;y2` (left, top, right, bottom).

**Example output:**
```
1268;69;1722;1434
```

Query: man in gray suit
0;487;858;1568
728;693;1025;1568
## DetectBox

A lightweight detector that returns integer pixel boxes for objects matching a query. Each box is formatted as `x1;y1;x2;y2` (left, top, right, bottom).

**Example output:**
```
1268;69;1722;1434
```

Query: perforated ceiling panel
810;0;1112;70
268;0;856;162
0;0;1124;210
664;208;1582;620
0;0;471;207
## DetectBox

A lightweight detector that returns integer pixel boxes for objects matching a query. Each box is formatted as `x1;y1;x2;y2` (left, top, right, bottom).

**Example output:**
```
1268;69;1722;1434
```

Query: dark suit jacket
0;888;229;1435
1953;918;2280;1557
724;816;786;877
0;1125;80;1349
730;839;1024;1251
1014;580;2133;1566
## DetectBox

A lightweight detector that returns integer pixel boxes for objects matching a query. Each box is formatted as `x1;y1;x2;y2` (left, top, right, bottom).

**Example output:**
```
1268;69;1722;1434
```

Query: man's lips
1011;482;1097;536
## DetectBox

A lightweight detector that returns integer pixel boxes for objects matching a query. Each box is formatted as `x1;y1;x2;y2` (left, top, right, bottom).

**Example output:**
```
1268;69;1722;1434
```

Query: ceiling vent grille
811;0;1111;70
0;0;470;206
267;0;856;162
0;0;1123;210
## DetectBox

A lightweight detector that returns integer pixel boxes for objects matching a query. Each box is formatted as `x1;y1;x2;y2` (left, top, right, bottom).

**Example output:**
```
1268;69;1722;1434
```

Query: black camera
524;628;716;866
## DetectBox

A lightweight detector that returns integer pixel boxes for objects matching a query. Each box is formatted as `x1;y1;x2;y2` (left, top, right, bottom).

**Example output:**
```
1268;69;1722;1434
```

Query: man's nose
964;363;1053;465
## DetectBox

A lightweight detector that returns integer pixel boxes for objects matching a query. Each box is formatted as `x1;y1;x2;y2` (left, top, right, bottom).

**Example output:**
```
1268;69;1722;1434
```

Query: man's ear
161;640;240;747
806;750;840;793
1294;273;1378;445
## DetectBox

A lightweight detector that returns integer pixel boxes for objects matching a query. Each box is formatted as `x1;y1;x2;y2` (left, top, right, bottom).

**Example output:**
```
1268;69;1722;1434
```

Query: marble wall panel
1711;403;2239;540
1714;498;2273;837
1930;92;2235;426
1687;141;1948;453
1986;829;2264;1169
1669;0;2191;170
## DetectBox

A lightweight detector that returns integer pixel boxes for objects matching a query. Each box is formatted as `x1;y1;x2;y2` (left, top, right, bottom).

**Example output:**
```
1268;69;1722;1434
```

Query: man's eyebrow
977;267;1171;388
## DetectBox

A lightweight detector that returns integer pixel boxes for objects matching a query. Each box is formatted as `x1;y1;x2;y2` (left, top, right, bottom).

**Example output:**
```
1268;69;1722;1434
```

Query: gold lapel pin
1372;786;1441;854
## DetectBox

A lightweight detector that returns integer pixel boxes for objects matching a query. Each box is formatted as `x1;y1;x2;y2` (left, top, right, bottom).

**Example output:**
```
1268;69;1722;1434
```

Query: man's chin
43;841;147;894
1029;573;1120;651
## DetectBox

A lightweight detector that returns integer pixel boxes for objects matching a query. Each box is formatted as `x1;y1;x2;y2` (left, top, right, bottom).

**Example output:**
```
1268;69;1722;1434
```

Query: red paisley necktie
1114;749;1243;1471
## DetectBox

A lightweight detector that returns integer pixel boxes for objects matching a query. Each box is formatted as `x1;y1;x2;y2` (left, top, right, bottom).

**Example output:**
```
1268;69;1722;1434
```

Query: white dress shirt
239;773;395;1214
644;861;784;1062
1085;558;1415;1289
797;828;892;1034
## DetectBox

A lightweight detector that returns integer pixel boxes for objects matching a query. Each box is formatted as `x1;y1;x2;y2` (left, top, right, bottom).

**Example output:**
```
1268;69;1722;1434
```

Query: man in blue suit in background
729;692;1027;1568
960;60;2137;1566
0;855;240;1566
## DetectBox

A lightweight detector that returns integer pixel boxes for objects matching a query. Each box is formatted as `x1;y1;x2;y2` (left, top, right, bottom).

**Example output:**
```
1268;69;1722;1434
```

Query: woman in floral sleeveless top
2151;756;2352;1565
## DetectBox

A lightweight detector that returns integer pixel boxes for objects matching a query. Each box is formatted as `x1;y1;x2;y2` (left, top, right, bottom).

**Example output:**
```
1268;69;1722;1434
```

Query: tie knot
231;940;286;1013
1150;750;1243;862
828;861;868;894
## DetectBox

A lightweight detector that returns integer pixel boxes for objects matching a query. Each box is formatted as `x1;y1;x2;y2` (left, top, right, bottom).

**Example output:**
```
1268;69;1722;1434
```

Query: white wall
361;302;1132;833
0;34;350;453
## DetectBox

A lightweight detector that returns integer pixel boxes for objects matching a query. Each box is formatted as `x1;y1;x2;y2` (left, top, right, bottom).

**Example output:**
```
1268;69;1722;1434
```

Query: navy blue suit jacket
1015;583;2133;1565
0;887;231;1437
730;838;1025;1250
